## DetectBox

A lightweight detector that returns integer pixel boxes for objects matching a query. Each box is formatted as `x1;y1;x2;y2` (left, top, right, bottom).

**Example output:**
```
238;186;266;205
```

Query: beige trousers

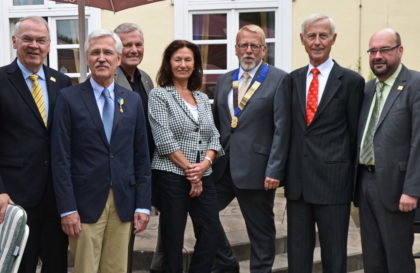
69;190;131;273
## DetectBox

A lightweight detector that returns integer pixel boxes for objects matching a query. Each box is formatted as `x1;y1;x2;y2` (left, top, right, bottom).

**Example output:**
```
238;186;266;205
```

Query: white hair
114;23;144;38
301;14;336;35
85;29;123;54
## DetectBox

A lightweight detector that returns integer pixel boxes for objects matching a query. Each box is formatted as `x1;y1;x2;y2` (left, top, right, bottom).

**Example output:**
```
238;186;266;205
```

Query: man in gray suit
114;23;154;158
114;23;156;273
212;24;291;273
285;14;364;273
355;28;420;273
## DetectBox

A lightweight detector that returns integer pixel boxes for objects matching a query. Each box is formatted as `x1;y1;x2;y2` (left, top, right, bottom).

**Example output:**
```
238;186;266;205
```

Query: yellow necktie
238;72;250;102
29;74;47;126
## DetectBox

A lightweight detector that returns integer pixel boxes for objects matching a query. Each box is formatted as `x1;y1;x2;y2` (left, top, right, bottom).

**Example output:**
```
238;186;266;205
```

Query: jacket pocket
252;143;270;155
0;157;24;168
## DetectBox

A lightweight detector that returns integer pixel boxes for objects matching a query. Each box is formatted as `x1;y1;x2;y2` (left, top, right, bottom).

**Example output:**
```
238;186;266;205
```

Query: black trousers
212;168;276;273
287;198;350;273
358;168;416;273
154;170;220;273
19;184;68;273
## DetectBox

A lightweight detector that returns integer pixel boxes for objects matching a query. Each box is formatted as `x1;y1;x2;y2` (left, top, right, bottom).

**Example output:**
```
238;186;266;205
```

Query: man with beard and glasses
211;24;291;273
285;14;364;273
354;28;420;273
51;29;151;273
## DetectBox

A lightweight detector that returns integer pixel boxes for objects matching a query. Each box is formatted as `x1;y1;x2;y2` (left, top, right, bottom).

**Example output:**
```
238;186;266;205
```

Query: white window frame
1;0;101;71
173;0;292;72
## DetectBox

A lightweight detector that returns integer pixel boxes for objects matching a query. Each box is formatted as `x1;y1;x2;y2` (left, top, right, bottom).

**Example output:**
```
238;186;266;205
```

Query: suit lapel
220;72;234;120
44;66;58;128
80;80;109;146
7;61;46;128
194;91;205;124
376;67;407;130
112;85;124;136
169;86;199;125
313;63;342;122
358;81;375;142
295;67;308;121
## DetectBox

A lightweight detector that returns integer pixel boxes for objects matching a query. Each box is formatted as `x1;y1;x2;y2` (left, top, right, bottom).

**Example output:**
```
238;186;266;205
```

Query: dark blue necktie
101;88;114;143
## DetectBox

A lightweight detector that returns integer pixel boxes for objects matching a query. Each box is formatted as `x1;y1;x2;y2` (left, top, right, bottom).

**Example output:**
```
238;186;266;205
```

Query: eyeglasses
367;44;400;56
237;43;264;51
16;35;50;45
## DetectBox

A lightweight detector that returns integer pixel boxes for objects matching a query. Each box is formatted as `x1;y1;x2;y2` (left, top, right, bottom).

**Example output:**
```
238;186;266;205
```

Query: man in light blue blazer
51;29;151;273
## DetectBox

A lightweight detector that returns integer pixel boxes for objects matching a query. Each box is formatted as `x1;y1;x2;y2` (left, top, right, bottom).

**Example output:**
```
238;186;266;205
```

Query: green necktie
360;81;385;165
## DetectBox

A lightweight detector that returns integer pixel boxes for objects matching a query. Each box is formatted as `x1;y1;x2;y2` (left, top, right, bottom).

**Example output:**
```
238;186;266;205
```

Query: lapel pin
117;97;125;113
397;85;404;91
50;76;56;82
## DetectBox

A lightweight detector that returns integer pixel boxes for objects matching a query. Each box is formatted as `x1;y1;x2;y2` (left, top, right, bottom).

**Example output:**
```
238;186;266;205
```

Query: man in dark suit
0;16;71;273
113;22;158;273
51;29;151;273
212;24;291;273
355;28;420;273
285;14;364;273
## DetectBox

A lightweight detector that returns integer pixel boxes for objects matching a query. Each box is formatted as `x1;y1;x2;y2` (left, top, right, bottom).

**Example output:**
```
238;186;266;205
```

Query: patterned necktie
101;88;114;143
29;74;47;126
238;72;250;102
306;68;320;126
360;81;385;165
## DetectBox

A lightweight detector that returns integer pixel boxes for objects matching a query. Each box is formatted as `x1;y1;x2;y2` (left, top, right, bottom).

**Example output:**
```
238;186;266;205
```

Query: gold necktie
29;74;47;126
238;72;250;102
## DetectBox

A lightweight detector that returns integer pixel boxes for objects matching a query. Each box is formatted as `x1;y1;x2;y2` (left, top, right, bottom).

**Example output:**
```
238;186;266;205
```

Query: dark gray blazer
114;66;154;94
212;64;291;189
285;61;364;204
354;65;420;211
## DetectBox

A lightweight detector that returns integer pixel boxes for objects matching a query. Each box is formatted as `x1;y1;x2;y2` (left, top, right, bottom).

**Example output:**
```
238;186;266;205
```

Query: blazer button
198;140;202;144
43;160;49;166
195;128;199;132
109;153;114;159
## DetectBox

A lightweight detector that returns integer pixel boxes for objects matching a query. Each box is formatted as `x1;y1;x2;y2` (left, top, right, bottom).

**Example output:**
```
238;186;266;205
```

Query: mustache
94;62;111;68
373;59;386;65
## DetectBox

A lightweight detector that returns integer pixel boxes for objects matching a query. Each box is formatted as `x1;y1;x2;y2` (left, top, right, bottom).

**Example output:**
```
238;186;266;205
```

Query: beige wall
100;0;420;82
292;0;420;78
101;0;174;84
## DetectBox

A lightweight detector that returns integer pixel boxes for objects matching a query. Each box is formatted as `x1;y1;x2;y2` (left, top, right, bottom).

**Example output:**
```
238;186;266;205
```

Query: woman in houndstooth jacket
148;40;224;273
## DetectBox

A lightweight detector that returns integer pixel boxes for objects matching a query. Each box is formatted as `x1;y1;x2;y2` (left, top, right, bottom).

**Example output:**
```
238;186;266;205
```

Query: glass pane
57;19;87;45
264;43;275;65
57;49;80;74
198;44;227;70
13;0;43;5
202;74;221;99
193;14;227;40
239;12;275;38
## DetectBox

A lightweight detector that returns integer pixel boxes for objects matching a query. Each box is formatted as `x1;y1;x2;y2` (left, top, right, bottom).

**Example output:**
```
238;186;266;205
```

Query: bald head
368;28;403;81
369;28;401;47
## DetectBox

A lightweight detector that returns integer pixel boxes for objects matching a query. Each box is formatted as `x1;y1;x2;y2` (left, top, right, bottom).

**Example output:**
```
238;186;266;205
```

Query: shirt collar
239;60;263;80
90;77;115;100
120;66;141;82
307;58;334;77
17;59;46;81
379;64;403;87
